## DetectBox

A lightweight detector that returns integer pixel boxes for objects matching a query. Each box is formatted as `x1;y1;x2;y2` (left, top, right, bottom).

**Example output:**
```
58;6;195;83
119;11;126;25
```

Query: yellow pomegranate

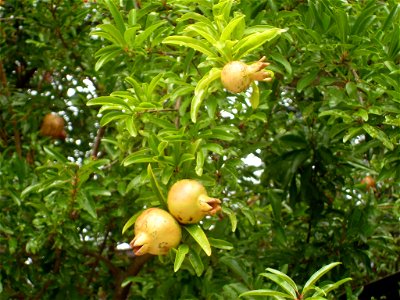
167;179;221;224
130;208;181;256
220;56;273;93
40;113;66;140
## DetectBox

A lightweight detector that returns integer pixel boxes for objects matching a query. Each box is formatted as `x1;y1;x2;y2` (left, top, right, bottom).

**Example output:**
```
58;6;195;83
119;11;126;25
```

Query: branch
114;254;153;300
92;126;106;159
0;60;22;158
84;250;120;277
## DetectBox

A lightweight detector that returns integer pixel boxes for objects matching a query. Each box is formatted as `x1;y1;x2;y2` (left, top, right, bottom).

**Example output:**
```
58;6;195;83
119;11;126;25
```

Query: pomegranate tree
130;208;181;256
167;179;221;224
220;56;273;93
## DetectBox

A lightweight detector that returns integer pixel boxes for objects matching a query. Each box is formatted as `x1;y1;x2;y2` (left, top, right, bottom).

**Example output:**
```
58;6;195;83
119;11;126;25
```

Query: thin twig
92;126;106;159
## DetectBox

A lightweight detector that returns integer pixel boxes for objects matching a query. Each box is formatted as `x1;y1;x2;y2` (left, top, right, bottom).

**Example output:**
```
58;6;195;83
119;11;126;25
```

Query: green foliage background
0;0;399;299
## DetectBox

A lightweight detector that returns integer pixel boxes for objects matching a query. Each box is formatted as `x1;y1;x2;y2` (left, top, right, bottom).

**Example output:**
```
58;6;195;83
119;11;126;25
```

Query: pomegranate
167;179;221;224
361;175;376;191
220;56;273;93
40;113;66;140
130;208;181;256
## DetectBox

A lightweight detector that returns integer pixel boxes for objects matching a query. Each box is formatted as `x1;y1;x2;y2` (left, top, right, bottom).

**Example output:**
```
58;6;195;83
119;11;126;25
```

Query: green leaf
94;44;121;57
163;36;217;58
100;111;127;126
146;72;164;100
297;69;319;92
124;25;140;46
343;127;363;143
147;164;167;204
208;238;234;250
318;109;353;123
104;0;126;34
125;114;138;137
210;128;235;141
302;262;342;295
96;24;126;46
188;248;204;276
249;82;260;109
122;150;154;166
239;289;293;298
362;124;394;150
270;53;292;75
122;210;143;235
77;191;97;219
220;256;251;287
95;49;122;71
220;14;245;42
313;278;352;297
136;21;168;47
184;23;219;46
87;96;132;111
260;271;298;298
195;149;205;177
233;27;285;59
174;244;189;272
222;206;237;232
178;12;215;28
191;68;222;123
184;224;212;256
43;146;68;163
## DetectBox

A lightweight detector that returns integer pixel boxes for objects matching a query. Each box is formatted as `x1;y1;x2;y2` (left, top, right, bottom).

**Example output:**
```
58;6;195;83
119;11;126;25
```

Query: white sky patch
242;153;262;167
116;242;132;251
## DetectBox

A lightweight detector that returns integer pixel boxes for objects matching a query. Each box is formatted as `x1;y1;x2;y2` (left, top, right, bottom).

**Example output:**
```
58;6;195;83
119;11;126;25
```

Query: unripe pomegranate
220;56;273;93
130;208;181;256
361;175;376;191
40;113;66;140
167;179;221;224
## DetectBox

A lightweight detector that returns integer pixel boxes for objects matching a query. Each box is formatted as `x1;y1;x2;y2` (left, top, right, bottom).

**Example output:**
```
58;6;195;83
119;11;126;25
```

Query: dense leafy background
0;0;399;299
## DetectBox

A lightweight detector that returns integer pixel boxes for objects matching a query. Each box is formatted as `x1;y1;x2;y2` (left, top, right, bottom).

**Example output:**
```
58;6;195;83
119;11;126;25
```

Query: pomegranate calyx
198;194;221;215
248;56;272;82
130;233;150;256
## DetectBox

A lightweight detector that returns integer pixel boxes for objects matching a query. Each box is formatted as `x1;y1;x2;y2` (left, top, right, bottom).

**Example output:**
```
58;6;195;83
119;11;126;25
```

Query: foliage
0;0;399;299
240;262;352;300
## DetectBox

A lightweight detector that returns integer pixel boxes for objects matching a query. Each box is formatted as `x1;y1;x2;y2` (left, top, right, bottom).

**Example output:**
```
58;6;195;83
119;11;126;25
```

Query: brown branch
0;60;22;158
114;254;153;300
84;250;120;277
92;126;106;159
174;97;182;129
0;59;7;89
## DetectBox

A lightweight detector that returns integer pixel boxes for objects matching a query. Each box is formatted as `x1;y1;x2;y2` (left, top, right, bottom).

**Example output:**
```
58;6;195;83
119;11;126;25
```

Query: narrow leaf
174;244;189;272
147;164;167;203
104;0;126;34
302;262;342;295
184;224;212;256
191;68;222;123
233;28;285;59
297;69;319;92
313;278;352;297
222;206;237;232
77;191;97;219
188;248;204;276
163;36;217;58
240;289;293;298
208;238;234;250
122;210;143;234
362;124;394;150
265;268;298;296
249;82;260;109
220;14;245;41
260;273;297;298
135;21;168;47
